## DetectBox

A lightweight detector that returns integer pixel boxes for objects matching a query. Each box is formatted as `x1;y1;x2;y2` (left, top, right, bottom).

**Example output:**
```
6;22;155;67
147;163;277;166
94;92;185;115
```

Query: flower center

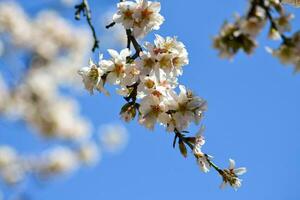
178;103;188;113
151;90;162;98
151;105;162;115
88;67;99;81
114;63;124;76
159;56;171;69
144;79;155;89
141;8;153;20
143;58;155;68
123;9;133;20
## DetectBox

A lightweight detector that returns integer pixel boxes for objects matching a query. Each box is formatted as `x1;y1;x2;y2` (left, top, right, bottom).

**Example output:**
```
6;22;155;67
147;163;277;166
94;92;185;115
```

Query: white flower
220;159;247;190
153;35;187;57
99;124;128;153
190;127;210;173
281;0;300;7
193;127;206;155
138;68;176;99
196;155;211;173
113;1;137;29
147;35;189;76
166;85;206;131
77;142;100;165
239;17;266;36
132;0;164;37
274;13;294;34
267;32;300;72
113;0;164;38
40;147;78;176
1;162;24;185
103;48;131;85
135;51;157;75
0;146;18;168
78;59;103;95
121;63;140;86
139;95;168;130
60;0;77;7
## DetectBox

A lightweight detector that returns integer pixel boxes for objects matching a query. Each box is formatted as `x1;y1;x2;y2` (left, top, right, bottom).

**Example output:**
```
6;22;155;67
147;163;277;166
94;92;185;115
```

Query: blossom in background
0;146;18;169
213;21;257;59
0;1;129;193
40;147;79;176
213;0;296;68
281;0;300;7
99;124;129;153
77;142;101;165
0;123;129;186
267;31;300;72
0;2;92;141
61;0;78;7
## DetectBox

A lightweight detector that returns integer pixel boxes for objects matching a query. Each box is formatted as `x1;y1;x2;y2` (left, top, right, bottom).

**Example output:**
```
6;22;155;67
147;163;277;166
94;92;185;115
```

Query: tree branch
173;128;223;175
75;0;99;52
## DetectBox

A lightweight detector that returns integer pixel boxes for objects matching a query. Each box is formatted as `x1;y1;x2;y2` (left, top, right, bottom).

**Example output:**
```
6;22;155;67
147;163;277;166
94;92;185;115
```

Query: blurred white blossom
77;142;101;165
61;0;78;7
282;0;300;7
99;124;129;153
0;1;128;190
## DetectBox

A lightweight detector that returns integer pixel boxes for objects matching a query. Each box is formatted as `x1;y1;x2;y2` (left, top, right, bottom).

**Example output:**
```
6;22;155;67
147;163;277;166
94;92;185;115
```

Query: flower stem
75;0;99;52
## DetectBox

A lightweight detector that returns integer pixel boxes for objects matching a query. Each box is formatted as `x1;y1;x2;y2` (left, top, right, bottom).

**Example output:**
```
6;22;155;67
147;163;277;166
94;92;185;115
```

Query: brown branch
75;0;99;52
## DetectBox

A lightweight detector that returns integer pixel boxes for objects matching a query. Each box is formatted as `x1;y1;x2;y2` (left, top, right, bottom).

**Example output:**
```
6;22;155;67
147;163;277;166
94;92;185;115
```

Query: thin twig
75;0;99;52
257;0;289;42
173;128;223;175
106;22;116;29
126;29;142;59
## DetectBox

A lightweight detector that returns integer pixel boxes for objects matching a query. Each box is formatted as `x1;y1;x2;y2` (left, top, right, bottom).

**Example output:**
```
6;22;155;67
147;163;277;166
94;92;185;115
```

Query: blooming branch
214;0;300;72
78;0;246;189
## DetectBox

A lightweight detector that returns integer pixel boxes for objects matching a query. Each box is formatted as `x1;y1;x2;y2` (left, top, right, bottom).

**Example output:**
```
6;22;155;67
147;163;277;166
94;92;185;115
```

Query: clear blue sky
1;0;300;199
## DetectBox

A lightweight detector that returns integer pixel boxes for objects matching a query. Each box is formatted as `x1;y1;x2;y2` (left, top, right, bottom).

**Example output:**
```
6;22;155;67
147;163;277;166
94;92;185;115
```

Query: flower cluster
0;144;99;185
281;0;300;7
79;34;206;132
267;32;300;72
113;0;164;38
0;1;129;192
0;2;91;141
213;0;295;64
79;0;246;190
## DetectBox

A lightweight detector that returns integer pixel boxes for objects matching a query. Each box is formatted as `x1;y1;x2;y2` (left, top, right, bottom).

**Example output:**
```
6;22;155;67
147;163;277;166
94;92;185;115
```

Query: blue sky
1;0;300;199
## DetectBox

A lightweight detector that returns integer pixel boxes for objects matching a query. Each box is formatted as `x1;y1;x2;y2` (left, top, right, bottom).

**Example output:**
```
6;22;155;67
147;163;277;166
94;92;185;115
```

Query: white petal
120;48;131;58
149;2;161;12
78;67;89;75
229;158;235;169
234;167;247;175
88;58;95;66
106;72;118;85
220;181;227;189
107;49;119;59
